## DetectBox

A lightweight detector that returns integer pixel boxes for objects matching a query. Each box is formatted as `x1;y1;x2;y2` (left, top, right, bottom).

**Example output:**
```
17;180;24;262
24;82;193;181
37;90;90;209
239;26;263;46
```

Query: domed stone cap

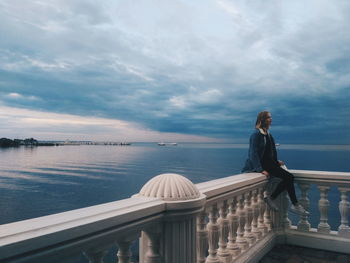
139;173;200;201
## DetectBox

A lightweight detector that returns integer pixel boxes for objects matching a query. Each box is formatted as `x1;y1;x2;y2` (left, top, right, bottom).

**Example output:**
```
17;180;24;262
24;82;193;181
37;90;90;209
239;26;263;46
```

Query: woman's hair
255;111;271;129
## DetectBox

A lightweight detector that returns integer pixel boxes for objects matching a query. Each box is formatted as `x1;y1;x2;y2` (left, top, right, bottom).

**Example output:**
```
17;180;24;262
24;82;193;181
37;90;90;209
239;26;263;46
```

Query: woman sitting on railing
242;110;309;215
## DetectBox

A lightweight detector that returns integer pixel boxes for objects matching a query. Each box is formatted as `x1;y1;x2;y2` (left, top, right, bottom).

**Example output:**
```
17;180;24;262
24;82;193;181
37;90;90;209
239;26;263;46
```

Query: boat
158;142;177;146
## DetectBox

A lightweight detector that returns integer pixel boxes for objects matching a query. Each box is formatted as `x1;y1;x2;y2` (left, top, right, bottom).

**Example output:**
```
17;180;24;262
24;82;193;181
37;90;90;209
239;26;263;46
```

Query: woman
242;111;309;215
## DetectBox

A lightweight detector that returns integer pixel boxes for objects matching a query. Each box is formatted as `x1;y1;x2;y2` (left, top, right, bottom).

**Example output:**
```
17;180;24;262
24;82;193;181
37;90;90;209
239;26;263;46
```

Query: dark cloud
0;0;349;143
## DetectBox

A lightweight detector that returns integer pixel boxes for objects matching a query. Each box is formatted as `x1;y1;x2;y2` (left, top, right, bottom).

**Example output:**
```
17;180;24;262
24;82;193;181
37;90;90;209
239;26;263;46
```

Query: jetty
59;140;131;146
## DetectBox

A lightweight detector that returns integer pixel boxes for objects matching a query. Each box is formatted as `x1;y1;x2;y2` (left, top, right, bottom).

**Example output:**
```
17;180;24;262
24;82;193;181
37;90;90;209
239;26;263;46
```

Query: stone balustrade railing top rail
0;170;349;263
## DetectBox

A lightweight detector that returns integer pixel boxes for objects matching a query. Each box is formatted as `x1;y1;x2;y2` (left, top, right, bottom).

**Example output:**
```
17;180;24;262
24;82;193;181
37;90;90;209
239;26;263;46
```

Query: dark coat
242;129;278;173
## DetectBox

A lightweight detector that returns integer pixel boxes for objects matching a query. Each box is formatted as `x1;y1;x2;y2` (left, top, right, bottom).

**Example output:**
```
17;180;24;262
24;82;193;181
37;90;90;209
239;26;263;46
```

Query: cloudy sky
0;0;349;143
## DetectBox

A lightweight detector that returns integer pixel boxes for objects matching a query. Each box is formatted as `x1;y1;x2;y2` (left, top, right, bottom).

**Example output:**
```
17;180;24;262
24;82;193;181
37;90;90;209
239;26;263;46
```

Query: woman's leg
268;166;298;205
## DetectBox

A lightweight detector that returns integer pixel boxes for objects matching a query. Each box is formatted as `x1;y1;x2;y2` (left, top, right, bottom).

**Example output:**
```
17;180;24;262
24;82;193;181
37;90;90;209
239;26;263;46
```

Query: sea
1;142;350;230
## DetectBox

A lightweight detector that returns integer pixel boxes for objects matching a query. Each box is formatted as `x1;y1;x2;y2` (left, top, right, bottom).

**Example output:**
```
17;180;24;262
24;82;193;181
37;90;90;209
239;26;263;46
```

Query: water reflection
279;144;350;151
0;143;349;225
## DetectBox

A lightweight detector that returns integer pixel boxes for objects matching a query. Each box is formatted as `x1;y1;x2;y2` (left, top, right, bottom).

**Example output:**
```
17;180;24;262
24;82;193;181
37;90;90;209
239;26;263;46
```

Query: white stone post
197;211;208;263
144;229;161;263
338;187;350;237
236;194;249;251
297;183;311;231
137;173;206;263
217;200;231;263
116;233;140;263
281;190;291;229
117;239;135;263
206;204;220;263
227;196;241;257
317;185;330;234
243;191;256;245
251;189;262;241
162;214;199;263
83;247;108;263
258;188;268;235
263;191;272;232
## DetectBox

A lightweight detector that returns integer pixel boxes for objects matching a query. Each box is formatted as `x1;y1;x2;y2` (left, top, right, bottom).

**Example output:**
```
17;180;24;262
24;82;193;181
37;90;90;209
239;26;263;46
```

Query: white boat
158;142;177;146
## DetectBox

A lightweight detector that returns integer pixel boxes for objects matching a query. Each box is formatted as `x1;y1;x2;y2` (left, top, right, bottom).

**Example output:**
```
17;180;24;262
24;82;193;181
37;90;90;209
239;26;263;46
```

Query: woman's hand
262;170;269;178
278;160;285;166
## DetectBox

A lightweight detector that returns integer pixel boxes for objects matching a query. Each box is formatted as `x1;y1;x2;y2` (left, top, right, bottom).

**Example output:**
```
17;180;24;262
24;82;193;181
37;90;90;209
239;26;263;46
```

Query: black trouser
263;162;298;205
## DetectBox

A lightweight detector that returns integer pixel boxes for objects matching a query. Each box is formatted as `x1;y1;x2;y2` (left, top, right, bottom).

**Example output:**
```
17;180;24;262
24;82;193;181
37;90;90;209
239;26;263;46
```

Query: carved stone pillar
137;173;206;263
163;215;199;263
317;185;330;234
117;240;132;263
83;247;108;263
144;229;161;263
235;194;248;251
297;183;311;231
117;235;140;263
258;188;268;235
227;196;241;257
251;189;262;240
206;204;220;263
217;200;231;263
243;191;256;245
281;190;291;229
338;188;350;237
263;189;272;232
197;211;208;263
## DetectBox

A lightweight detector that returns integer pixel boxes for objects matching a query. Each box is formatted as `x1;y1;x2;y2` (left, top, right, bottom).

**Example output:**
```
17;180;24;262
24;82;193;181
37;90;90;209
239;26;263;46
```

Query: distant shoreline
0;137;60;148
0;137;132;148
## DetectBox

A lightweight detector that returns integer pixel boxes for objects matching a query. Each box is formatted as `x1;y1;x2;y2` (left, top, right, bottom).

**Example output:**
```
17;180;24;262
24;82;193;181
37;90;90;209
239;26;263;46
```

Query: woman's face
265;113;272;127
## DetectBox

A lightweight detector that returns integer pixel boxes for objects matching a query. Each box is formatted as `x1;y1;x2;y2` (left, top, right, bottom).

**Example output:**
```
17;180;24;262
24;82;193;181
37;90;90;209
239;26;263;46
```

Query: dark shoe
290;203;309;216
264;196;279;212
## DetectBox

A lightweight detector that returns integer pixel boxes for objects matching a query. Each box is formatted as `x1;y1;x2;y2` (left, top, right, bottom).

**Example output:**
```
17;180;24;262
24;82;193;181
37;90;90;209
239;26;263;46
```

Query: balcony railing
0;170;349;263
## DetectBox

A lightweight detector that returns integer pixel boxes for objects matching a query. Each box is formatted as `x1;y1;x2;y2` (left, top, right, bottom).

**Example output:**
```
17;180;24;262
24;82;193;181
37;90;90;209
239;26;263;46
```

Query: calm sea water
1;143;350;228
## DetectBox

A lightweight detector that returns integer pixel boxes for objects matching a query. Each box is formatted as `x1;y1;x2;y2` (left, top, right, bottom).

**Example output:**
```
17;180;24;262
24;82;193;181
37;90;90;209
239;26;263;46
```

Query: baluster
117;241;132;263
282;191;291;229
338;187;350;237
217;200;231;263
227;196;241;257
297;183;311;231
243;191;256;245
197;211;208;263
317;185;330;234
144;230;161;263
206;204;220;263
235;194;249;251
258;188;268;235
251;189;262;240
263;190;272;232
83;247;108;263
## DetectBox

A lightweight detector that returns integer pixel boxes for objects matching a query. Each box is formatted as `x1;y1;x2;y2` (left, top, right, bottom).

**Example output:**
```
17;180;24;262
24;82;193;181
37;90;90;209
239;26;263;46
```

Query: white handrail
0;197;164;262
1;170;350;263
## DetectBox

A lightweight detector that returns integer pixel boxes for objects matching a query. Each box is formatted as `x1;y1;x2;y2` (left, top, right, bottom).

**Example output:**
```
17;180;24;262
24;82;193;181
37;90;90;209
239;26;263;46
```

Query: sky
0;0;349;144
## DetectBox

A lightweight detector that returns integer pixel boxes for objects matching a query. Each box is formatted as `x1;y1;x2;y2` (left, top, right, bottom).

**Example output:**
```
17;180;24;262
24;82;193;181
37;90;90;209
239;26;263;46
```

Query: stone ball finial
139;173;200;201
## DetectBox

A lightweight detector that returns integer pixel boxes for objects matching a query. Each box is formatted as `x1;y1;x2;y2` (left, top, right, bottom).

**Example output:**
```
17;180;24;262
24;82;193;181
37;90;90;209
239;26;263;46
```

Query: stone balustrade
285;170;350;253
0;170;350;263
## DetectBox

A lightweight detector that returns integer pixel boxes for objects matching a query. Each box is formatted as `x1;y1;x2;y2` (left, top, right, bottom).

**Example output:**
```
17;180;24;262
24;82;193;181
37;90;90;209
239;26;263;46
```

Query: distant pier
59;140;131;146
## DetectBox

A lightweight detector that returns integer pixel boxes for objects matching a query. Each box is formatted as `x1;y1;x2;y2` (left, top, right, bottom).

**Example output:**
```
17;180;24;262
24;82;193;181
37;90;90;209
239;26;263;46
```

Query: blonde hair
255;111;271;129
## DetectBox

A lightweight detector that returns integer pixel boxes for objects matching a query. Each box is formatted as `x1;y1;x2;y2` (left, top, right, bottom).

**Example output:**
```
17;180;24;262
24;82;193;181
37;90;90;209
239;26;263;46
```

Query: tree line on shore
0;138;56;147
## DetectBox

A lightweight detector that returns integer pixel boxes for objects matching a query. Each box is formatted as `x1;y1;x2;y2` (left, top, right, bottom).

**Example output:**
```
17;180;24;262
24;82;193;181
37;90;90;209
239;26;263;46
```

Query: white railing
194;170;350;263
0;197;166;263
0;170;349;263
285;170;350;253
195;173;281;263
